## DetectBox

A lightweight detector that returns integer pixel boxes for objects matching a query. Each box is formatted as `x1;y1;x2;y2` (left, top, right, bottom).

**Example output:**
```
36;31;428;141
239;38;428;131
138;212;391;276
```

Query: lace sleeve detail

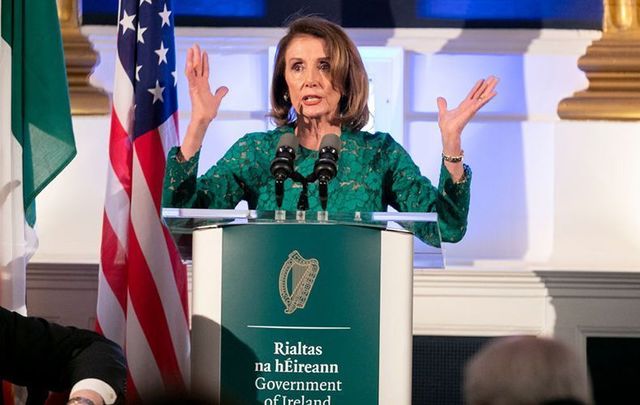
162;147;202;208
436;162;472;243
383;134;472;246
162;141;250;209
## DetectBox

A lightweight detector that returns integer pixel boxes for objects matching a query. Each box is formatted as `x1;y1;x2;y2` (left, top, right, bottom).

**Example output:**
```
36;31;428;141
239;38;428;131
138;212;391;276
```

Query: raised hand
436;76;498;181
437;76;498;150
181;44;229;159
185;44;229;125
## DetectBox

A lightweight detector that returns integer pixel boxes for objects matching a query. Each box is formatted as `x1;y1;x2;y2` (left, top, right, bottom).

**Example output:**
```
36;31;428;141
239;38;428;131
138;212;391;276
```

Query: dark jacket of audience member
0;306;126;404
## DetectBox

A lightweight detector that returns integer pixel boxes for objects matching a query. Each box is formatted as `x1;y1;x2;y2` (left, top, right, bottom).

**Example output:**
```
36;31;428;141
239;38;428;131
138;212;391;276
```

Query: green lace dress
162;126;471;246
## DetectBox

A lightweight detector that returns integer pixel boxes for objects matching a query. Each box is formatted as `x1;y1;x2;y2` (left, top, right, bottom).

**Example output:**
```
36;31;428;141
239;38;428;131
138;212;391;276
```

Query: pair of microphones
270;133;341;211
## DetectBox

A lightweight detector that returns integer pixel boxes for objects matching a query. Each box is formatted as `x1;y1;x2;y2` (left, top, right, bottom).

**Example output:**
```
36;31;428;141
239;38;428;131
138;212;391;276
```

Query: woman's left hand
437;75;499;154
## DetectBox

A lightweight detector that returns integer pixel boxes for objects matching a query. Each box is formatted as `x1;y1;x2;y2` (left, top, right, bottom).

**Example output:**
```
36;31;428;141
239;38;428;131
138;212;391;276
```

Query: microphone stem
297;179;309;211
275;179;284;208
319;180;328;211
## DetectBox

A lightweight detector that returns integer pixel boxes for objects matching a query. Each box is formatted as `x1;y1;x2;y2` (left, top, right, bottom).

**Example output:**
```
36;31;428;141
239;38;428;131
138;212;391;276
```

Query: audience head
464;336;593;405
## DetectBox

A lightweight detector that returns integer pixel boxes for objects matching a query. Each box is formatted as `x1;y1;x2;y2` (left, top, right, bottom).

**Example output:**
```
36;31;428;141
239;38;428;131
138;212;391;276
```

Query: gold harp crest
279;251;320;314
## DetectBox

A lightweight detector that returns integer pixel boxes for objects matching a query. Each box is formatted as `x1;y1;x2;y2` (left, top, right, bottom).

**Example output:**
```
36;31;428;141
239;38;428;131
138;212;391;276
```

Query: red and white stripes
97;9;189;399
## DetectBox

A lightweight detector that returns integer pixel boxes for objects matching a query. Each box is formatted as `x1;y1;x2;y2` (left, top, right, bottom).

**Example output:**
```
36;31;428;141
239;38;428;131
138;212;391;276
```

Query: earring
283;92;289;102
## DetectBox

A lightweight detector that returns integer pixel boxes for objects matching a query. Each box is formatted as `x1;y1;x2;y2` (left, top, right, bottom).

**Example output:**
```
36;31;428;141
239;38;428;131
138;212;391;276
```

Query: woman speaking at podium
162;16;497;247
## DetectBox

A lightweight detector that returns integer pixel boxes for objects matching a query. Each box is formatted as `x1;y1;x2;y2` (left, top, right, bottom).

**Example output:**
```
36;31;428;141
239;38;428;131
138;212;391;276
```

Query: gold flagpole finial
558;0;640;121
57;0;110;115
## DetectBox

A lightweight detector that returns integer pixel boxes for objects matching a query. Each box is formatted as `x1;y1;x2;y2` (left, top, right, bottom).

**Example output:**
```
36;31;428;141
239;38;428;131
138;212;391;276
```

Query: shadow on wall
429;29;543;264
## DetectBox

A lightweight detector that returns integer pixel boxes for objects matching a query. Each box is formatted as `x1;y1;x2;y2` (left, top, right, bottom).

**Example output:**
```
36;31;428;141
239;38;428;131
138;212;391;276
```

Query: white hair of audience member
464;336;594;405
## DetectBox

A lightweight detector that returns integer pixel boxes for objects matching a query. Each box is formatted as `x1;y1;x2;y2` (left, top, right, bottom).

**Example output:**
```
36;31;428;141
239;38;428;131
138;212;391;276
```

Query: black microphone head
314;133;341;183
319;133;341;154
271;133;298;181
277;132;299;150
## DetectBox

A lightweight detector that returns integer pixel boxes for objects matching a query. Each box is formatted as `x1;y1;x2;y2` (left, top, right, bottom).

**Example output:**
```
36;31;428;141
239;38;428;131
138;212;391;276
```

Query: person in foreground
464;335;594;405
0;306;126;405
162;16;498;246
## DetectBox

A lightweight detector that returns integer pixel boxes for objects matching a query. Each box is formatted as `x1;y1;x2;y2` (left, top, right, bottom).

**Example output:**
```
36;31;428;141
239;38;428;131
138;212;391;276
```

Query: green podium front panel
220;224;381;404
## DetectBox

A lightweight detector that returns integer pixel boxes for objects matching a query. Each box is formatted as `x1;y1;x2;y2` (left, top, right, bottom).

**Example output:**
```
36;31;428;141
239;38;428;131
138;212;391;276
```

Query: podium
163;209;440;404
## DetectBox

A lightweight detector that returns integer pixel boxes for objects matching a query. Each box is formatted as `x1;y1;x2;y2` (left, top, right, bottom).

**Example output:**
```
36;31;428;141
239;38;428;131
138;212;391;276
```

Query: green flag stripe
0;0;11;45
9;0;76;226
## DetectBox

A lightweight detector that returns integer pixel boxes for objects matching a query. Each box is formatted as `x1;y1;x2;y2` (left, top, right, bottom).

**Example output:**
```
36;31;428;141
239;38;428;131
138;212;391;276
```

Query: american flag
97;0;189;401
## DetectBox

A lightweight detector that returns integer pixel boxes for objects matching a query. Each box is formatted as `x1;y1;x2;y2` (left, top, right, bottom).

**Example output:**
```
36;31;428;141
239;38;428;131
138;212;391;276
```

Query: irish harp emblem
279;251;320;314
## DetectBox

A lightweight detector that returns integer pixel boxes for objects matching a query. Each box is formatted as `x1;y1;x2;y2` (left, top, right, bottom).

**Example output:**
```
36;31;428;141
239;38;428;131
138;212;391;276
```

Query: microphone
314;134;341;182
313;133;341;211
270;133;298;208
271;133;298;180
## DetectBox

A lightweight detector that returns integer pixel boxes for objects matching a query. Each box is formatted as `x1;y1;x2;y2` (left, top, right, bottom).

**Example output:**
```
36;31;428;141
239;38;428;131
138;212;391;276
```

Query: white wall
31;26;640;273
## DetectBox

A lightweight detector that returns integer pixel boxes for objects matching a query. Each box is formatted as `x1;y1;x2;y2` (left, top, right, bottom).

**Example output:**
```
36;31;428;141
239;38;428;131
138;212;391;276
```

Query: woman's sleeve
162;142;248;209
384;135;472;246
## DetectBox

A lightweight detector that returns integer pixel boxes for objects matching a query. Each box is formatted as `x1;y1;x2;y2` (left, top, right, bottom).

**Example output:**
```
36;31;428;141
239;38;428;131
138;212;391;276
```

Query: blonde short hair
270;16;370;132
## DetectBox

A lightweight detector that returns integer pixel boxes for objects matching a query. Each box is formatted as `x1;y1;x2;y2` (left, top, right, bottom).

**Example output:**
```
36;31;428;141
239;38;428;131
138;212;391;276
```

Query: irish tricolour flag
0;0;76;313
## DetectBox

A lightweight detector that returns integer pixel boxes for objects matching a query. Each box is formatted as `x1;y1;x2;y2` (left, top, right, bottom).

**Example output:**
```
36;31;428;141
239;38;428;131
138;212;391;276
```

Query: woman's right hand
181;44;229;160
